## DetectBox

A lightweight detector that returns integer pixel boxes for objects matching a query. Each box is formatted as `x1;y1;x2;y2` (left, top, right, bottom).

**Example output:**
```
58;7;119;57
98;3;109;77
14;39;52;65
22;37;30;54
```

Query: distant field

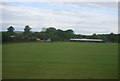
2;42;118;79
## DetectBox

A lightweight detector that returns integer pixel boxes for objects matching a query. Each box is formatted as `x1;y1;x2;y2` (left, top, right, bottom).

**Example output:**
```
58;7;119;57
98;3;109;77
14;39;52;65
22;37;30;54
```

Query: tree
63;29;74;40
73;34;82;39
108;33;114;42
91;33;97;39
24;25;31;34
23;25;32;41
7;26;15;35
108;33;118;43
56;29;64;41
3;26;16;42
2;32;10;42
34;32;47;40
45;27;57;40
45;27;56;33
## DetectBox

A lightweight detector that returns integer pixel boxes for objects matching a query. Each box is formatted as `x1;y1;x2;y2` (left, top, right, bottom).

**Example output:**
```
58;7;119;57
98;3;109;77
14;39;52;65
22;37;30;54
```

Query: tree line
2;25;120;43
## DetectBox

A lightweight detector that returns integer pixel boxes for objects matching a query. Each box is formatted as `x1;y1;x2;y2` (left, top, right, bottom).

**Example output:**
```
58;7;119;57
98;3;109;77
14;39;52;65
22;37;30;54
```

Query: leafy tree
45;27;56;33
2;32;10;42
2;26;16;42
23;25;32;41
24;25;31;34
2;25;120;43
73;34;82;39
7;26;14;32
56;29;64;41
7;26;15;35
34;32;47;40
108;33;116;43
45;27;57;40
65;29;74;39
91;33;97;39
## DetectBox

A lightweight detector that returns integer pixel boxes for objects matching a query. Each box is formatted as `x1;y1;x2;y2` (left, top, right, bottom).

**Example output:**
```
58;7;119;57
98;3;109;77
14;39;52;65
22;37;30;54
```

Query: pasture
2;42;118;79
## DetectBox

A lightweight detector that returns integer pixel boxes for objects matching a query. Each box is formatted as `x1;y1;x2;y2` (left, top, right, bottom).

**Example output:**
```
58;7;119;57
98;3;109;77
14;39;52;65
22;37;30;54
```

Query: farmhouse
45;38;51;42
70;38;103;43
36;38;44;42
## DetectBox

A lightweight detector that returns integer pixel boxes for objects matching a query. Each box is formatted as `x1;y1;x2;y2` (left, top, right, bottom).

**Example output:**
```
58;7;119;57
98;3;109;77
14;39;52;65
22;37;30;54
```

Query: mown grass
2;42;118;79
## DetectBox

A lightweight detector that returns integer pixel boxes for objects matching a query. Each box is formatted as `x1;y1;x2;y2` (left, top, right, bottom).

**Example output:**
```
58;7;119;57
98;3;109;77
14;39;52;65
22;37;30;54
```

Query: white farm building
70;38;103;43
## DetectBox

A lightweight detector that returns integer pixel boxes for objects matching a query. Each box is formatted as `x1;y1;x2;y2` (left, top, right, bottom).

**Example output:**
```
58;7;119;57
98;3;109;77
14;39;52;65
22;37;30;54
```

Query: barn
70;38;103;43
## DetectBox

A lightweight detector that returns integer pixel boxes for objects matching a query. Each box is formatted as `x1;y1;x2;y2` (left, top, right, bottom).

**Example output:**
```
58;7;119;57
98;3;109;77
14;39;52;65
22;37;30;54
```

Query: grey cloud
1;2;118;34
2;0;119;2
52;2;118;10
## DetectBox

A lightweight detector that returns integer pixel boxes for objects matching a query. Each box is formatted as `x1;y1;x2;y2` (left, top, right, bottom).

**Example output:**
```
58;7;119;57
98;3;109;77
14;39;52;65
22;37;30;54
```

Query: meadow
2;42;118;79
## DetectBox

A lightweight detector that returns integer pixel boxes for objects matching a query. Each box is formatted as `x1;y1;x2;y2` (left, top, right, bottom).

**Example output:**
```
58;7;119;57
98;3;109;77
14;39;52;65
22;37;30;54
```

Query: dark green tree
91;33;97;39
45;27;56;33
23;25;32;41
24;25;31;34
7;26;15;35
34;32;47;40
45;27;57;40
108;33;115;43
63;29;74;40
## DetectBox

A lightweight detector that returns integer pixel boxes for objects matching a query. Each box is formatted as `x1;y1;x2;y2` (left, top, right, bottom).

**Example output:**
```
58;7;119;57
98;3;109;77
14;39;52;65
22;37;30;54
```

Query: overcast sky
1;2;118;35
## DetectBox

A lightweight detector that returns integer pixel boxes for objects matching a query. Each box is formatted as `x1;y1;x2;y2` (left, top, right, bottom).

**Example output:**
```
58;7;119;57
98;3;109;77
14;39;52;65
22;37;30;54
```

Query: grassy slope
2;42;118;79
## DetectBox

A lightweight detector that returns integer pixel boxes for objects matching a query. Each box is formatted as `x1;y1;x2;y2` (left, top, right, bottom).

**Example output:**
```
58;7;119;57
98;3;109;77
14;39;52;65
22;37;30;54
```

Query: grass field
2;42;118;79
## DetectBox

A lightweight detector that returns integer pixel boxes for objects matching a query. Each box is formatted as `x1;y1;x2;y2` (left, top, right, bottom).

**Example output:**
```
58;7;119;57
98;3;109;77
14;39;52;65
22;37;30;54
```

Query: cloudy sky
1;2;118;35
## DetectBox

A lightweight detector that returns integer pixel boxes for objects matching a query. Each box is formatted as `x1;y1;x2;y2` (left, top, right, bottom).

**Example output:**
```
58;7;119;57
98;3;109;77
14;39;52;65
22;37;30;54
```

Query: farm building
36;38;44;42
36;38;51;42
70;38;103;43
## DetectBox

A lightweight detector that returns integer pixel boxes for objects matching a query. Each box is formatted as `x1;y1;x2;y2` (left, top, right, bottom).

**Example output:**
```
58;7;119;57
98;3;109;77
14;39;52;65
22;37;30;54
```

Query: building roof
70;38;103;42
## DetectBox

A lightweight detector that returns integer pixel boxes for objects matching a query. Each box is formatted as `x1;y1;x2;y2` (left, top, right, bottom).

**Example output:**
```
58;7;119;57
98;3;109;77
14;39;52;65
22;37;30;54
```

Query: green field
2;42;118;79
